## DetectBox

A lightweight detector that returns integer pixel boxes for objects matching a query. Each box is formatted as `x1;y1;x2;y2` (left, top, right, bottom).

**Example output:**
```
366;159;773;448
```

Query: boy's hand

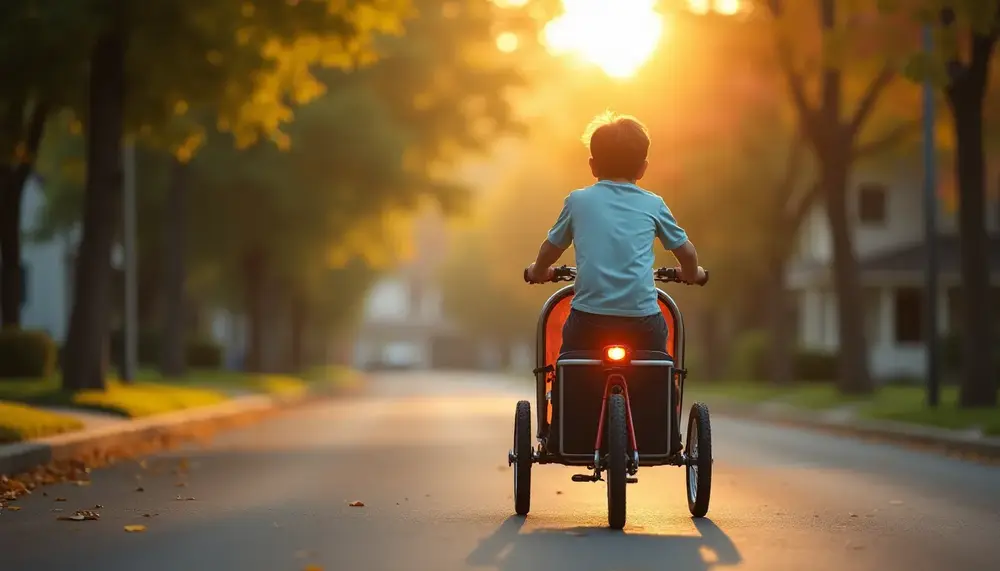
676;265;706;285
525;262;554;283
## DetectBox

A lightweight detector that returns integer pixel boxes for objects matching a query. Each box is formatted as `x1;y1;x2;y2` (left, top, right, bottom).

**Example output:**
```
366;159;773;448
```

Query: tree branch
851;118;922;160
765;0;818;140
847;65;895;137
785;181;820;232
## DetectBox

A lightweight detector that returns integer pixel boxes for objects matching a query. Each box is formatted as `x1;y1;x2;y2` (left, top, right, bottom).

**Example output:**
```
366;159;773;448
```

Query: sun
542;0;666;79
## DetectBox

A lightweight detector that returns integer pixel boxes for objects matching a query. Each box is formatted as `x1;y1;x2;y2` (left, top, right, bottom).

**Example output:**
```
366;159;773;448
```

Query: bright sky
542;0;665;79
492;1;745;78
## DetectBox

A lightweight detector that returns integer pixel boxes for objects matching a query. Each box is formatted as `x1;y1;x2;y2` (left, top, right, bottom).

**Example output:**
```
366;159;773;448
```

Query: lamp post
922;24;940;408
122;139;138;383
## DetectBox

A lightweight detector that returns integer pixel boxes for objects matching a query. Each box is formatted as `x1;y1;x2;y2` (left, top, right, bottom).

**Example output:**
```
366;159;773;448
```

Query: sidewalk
0;372;363;483
702;396;1000;461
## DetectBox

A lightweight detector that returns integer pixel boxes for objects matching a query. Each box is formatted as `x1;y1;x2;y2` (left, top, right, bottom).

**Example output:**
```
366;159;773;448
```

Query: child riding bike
524;110;705;437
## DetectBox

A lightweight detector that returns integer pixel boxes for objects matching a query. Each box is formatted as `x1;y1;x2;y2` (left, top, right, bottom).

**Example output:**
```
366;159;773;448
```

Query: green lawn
687;380;1000;436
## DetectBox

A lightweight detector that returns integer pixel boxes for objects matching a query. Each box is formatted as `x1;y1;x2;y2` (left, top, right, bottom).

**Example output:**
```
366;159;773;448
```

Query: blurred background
1;0;999;426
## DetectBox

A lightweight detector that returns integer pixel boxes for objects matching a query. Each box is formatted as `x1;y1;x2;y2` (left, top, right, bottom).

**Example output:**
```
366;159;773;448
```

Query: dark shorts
560;308;669;354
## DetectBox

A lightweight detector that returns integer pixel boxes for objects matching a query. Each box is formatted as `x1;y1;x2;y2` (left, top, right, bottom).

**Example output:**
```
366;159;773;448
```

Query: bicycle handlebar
523;265;709;286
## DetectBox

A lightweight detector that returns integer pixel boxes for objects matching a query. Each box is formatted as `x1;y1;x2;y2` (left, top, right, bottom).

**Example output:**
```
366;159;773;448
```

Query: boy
525;111;704;437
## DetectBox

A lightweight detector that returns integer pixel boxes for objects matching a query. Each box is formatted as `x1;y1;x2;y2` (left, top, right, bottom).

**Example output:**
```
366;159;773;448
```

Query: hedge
729;329;838;382
0;328;58;379
109;329;223;369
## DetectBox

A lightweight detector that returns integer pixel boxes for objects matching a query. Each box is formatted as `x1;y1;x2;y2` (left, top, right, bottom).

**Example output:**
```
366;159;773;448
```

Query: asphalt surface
2;372;999;571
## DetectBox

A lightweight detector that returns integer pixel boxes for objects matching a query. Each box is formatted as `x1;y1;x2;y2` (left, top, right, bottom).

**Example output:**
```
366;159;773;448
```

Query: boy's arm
526;196;572;282
655;199;704;284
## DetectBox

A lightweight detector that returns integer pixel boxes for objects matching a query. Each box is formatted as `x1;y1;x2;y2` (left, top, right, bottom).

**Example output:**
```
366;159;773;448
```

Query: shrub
793;350;838;382
0;328;58;379
941;333;1000;377
727;330;770;381
110;329;162;366
186;340;223;369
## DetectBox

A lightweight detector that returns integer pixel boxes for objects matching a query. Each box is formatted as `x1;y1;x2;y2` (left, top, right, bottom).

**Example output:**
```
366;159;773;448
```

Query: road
2;372;999;571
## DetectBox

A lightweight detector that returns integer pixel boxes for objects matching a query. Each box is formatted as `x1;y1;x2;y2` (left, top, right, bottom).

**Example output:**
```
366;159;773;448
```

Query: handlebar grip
698;270;709;286
523;268;530;283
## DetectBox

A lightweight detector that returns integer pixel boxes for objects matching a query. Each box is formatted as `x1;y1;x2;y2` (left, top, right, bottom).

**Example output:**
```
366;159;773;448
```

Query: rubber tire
685;402;713;518
514;400;532;516
606;393;628;530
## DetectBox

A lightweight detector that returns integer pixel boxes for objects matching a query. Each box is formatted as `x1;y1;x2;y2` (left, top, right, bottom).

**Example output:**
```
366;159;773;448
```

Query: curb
705;399;1000;460
0;381;357;478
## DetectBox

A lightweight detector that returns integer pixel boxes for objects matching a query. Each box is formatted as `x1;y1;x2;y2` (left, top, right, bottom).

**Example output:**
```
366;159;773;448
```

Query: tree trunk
0;173;24;328
822;155;873;394
766;253;795;386
242;247;266;373
160;158;187;377
0;102;50;327
62;22;126;391
289;291;307;373
947;71;996;408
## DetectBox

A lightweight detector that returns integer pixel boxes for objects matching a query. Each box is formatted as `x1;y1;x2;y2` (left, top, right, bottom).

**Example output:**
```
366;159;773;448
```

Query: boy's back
547;181;687;317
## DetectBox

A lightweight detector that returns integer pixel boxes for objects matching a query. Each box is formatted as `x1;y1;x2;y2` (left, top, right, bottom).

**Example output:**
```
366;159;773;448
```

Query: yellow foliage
0;401;84;444
326;209;416;269
200;0;413;150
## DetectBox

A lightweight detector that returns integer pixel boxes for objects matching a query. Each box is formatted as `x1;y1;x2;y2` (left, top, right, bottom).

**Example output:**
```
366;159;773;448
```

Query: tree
928;3;998;407
0;1;93;327
58;0;411;390
870;1;999;406
758;0;926;394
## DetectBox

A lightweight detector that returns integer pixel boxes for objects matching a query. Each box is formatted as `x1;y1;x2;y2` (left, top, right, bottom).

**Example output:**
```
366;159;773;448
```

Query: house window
894;287;923;343
857;183;887;224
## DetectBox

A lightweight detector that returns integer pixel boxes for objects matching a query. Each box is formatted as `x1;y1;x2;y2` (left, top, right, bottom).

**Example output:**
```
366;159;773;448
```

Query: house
785;160;1000;381
351;207;533;371
12;174;77;343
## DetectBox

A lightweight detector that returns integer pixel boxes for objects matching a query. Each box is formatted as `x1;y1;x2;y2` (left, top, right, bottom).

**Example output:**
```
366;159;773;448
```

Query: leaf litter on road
124;524;147;533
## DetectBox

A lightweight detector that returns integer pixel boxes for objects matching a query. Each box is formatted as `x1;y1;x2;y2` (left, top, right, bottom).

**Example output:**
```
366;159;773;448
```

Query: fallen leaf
58;509;99;521
93;504;103;509
138;460;148;469
7;506;21;511
303;565;323;571
555;491;563;495
135;487;144;492
54;497;67;502
124;524;146;532
142;513;157;518
174;495;195;501
175;482;187;488
849;513;858;518
348;501;365;507
58;514;86;521
51;508;64;512
75;480;91;487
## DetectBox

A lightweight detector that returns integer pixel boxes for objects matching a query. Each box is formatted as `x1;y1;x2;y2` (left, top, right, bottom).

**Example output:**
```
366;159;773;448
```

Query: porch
787;236;1000;381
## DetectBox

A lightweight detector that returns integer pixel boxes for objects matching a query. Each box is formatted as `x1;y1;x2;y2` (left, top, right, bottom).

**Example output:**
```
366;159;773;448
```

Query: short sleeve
546;195;573;248
655;199;688;250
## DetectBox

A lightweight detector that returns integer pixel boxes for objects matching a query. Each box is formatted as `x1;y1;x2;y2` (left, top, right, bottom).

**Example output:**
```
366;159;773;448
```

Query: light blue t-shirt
546;180;688;317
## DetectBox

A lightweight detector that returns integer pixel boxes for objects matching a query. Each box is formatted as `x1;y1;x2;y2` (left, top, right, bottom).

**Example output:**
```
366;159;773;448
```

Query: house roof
858;235;1000;274
786;234;1000;289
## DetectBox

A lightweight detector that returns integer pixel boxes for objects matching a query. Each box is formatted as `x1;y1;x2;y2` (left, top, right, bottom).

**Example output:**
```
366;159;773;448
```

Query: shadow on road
466;515;741;571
